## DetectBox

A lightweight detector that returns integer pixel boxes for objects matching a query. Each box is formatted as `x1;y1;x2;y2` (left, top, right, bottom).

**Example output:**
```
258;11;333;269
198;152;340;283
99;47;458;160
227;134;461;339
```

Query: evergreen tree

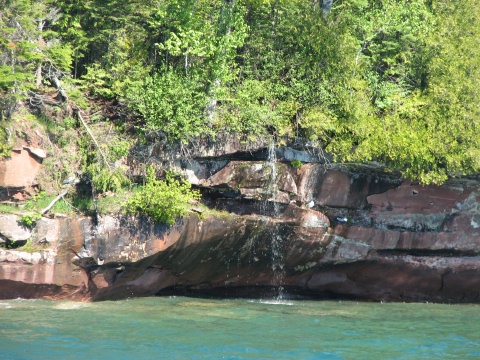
1;0;479;183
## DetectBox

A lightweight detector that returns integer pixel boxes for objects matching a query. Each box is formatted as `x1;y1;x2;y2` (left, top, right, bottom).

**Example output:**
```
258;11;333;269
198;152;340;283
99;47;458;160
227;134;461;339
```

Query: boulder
0;214;31;242
0;148;43;187
23;146;47;160
0;147;45;201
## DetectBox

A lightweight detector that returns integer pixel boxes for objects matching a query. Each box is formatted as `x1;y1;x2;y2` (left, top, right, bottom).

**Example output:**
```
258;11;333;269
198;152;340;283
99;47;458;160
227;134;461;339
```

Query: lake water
1;297;479;359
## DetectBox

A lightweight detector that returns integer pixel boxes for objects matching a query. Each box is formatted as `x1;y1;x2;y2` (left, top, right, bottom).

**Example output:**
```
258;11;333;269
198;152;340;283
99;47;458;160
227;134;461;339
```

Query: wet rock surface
1;141;479;302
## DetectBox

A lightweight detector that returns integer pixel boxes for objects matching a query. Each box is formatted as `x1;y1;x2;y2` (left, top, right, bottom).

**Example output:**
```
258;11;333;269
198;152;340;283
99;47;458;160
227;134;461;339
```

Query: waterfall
260;141;283;213
263;142;285;300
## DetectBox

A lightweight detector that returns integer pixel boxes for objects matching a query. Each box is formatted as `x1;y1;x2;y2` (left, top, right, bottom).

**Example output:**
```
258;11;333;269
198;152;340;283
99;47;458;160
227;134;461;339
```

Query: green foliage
215;79;296;139
290;160;303;169
55;0;155;97
124;165;201;225
314;0;480;184
80;64;116;98
126;70;209;142
24;191;48;211
62;117;78;130
2;0;480;185
0;93;17;121
106;138;132;162
96;192;127;214
0;0;74;118
0;126;12;157
19;212;42;228
18;239;43;253
72;196;94;213
87;165;131;193
71;191;129;215
23;191;73;214
0;202;20;214
45;43;73;71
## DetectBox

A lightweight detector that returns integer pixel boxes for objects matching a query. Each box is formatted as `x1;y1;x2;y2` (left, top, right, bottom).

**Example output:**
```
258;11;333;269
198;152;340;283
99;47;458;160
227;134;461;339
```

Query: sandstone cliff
1;142;479;302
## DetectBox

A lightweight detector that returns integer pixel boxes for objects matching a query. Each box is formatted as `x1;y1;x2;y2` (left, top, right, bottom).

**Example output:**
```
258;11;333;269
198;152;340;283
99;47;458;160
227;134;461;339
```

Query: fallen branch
75;109;111;170
40;188;69;215
27;90;62;107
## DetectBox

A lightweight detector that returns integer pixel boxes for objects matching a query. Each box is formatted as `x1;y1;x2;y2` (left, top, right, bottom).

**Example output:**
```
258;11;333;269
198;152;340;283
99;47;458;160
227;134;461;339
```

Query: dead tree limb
75;109;111;170
40;188;69;215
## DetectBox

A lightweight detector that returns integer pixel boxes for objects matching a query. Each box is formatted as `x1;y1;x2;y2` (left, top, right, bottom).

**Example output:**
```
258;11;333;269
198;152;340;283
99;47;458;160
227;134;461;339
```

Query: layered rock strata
1;157;479;303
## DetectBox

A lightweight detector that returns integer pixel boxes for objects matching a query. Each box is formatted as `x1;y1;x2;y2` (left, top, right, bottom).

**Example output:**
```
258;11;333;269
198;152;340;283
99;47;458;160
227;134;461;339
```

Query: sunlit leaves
125;166;201;225
127;70;208;143
5;0;479;185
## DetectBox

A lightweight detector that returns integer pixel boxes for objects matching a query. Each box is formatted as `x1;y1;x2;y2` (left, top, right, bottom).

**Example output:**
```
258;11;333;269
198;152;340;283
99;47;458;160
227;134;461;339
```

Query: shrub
19;212;42;228
124;166;200;225
107;138;132;162
0;126;11;157
290;159;303;169
87;164;131;193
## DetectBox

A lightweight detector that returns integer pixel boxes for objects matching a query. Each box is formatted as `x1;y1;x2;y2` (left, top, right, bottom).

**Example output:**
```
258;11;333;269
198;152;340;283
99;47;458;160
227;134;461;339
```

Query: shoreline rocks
1;138;479;303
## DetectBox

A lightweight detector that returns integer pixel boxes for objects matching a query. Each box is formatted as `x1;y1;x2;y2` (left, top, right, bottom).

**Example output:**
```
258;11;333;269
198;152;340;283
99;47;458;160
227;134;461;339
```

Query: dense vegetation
125;165;201;225
1;0;480;185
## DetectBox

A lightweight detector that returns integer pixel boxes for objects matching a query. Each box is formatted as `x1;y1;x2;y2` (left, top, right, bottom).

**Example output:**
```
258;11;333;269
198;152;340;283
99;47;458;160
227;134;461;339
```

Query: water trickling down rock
1;139;480;303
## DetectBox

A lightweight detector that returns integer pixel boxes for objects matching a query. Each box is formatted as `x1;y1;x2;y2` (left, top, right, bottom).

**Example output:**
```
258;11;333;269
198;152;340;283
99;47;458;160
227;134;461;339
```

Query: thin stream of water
264;142;285;300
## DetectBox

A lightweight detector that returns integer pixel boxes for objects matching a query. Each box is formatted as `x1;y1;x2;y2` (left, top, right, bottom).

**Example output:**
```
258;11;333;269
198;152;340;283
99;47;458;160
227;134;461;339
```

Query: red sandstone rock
204;161;296;203
367;180;469;215
1;163;479;303
282;205;330;228
0;147;45;201
0;148;43;188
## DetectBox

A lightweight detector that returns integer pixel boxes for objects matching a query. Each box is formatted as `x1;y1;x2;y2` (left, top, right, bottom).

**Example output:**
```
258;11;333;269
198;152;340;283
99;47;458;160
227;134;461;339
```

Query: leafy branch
124;165;201;225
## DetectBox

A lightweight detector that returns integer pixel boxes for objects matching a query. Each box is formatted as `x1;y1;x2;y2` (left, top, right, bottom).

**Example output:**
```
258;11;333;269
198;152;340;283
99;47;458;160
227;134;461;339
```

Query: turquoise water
1;297;479;359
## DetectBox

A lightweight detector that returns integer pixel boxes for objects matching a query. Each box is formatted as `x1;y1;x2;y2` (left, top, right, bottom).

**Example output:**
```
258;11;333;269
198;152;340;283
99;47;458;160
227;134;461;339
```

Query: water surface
1;297;479;359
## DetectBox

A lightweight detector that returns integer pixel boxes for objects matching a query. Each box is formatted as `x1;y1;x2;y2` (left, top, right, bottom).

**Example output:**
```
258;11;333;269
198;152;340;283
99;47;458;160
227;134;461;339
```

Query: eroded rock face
204;161;297;203
87;168;480;303
73;194;480;302
0;147;44;201
1;148;479;303
0;215;181;300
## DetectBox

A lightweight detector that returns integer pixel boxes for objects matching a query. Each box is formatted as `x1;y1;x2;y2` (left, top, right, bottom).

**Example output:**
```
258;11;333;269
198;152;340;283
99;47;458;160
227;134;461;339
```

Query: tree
126;69;208;142
300;0;480;183
0;0;72;116
3;0;478;184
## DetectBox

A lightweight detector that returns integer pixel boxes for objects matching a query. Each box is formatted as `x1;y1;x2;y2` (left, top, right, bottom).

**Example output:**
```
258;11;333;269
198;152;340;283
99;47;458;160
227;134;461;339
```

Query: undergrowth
124;165;201;225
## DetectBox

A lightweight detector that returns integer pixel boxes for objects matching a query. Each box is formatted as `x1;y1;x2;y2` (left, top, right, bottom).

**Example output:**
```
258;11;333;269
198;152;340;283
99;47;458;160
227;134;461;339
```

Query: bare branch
40;188;69;215
27;90;62;107
75;109;111;170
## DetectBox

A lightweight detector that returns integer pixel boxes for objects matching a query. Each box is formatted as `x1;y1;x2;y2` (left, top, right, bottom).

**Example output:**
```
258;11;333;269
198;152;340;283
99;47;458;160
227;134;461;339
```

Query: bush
107;138;132;162
126;70;208;143
290;159;303;169
124;166;200;225
19;212;42;228
87;164;131;193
